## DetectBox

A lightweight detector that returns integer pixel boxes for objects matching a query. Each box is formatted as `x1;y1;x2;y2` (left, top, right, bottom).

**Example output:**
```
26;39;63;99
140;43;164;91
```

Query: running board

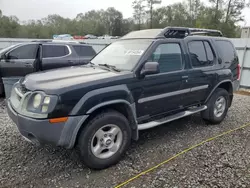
138;105;207;130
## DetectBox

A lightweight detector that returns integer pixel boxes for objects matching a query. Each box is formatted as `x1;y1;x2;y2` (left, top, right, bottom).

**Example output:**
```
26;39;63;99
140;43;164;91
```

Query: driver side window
8;44;38;60
149;43;183;73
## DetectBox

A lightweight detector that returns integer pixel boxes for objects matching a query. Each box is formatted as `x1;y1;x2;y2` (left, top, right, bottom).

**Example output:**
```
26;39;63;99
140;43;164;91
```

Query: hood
22;66;127;94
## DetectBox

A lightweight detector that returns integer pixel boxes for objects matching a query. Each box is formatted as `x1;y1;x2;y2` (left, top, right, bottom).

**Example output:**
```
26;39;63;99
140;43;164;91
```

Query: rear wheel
77;110;131;169
0;82;4;97
202;88;229;124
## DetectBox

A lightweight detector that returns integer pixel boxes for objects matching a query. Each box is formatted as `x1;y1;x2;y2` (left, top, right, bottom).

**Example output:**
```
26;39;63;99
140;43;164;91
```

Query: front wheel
202;88;229;124
77;110;132;169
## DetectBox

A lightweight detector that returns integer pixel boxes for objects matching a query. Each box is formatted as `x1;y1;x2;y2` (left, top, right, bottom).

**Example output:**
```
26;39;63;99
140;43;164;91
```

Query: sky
0;0;250;26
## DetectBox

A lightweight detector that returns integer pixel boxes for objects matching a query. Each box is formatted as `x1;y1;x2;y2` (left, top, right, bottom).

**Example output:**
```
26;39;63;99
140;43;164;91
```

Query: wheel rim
214;96;226;118
91;124;123;159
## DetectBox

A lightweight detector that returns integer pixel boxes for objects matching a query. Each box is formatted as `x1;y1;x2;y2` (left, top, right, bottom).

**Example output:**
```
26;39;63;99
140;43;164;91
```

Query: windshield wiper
98;64;121;72
88;61;95;66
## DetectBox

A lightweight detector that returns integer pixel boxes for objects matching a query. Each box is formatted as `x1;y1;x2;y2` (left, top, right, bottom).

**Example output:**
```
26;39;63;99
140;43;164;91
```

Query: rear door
41;44;76;70
73;45;96;65
0;44;38;77
182;39;217;106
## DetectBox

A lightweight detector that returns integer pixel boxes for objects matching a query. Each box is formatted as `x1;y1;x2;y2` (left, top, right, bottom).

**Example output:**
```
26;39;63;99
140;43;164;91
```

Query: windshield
0;44;20;54
91;39;152;71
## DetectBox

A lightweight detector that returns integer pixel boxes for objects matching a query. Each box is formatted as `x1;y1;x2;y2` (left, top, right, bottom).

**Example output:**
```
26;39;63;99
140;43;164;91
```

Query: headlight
24;92;58;115
33;94;42;108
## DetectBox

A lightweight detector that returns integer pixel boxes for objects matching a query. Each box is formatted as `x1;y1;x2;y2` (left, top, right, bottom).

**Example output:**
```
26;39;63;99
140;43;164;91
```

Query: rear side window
8;44;38;59
215;40;236;63
188;41;214;67
42;45;69;58
73;45;96;57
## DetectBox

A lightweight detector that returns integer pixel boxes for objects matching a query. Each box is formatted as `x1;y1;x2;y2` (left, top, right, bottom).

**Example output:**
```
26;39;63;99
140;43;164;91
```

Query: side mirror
141;61;159;77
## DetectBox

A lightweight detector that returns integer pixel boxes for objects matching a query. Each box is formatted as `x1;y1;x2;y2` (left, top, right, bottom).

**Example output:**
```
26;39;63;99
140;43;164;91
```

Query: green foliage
0;0;247;39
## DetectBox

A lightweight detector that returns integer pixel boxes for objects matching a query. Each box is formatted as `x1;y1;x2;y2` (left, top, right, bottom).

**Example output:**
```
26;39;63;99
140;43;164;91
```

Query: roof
121;27;223;40
28;40;90;46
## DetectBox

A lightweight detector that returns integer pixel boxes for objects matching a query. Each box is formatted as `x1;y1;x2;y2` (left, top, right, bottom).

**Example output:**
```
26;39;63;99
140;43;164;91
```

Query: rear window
215;40;236;64
42;45;69;58
73;45;96;57
188;41;214;67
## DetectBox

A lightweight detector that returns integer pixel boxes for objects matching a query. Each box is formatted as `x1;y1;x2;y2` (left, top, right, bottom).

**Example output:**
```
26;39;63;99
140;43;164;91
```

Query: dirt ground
0;94;250;188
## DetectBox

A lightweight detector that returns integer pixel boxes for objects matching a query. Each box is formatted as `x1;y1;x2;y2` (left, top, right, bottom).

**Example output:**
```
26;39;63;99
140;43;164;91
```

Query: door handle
24;63;32;67
182;75;189;79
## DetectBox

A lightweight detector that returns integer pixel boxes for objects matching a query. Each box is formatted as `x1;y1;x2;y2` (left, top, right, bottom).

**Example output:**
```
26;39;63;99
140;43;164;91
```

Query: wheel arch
74;100;138;148
205;80;233;105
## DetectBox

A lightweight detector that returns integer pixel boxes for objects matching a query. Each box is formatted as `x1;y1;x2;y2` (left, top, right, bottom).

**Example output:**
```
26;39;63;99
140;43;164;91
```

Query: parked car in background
111;36;120;39
98;35;112;39
0;41;96;95
53;34;74;40
73;35;86;40
85;34;97;39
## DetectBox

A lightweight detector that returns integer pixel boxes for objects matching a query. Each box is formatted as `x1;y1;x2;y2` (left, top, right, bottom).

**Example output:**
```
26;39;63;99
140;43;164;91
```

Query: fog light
43;97;50;104
42;105;48;113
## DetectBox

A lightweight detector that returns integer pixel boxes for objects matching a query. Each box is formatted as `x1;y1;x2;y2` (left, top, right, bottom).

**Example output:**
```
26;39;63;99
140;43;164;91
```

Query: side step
138;105;207;130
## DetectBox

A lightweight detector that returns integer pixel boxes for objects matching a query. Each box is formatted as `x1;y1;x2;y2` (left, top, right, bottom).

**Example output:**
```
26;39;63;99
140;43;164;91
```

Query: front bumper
7;100;88;149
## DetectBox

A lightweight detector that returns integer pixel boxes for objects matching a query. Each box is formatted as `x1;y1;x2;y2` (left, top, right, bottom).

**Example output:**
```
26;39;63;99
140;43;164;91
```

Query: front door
136;42;189;120
0;44;38;77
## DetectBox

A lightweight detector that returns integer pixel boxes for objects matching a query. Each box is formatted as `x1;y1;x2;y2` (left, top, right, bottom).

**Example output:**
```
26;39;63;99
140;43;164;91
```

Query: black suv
0;41;96;95
7;27;240;169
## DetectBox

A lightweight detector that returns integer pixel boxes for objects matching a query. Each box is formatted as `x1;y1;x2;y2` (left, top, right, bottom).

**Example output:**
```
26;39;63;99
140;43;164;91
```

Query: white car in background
98;35;112;39
85;34;97;39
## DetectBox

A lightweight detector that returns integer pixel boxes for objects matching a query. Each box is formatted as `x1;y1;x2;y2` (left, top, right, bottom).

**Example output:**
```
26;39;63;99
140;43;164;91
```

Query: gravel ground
0;94;250;188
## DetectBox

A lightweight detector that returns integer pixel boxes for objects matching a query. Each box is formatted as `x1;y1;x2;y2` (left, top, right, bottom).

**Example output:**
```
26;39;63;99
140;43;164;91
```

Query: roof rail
162;27;223;38
51;39;81;43
31;39;53;42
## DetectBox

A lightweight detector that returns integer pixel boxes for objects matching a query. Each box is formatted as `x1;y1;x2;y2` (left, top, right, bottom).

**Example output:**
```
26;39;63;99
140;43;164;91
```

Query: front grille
10;84;30;110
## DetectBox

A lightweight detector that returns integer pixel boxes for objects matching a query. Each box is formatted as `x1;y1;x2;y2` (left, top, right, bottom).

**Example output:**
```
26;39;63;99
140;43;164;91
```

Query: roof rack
162;27;223;38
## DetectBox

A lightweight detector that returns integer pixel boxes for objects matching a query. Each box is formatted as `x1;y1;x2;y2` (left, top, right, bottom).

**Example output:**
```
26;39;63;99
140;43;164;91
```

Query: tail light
237;64;240;80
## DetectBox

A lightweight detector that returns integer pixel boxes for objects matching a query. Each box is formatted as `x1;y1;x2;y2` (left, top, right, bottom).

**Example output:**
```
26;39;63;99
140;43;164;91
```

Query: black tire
77;110;132;169
202;88;229;124
0;83;4;97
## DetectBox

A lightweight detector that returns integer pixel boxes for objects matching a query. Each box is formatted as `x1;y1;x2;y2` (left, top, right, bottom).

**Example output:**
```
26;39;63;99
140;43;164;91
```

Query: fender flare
87;99;137;119
70;85;134;115
205;80;233;104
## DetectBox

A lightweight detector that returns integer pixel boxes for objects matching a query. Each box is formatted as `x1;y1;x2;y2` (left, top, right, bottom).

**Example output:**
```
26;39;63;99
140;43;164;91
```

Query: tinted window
42;45;69;58
188;41;213;67
150;43;182;73
215;40;235;63
8;44;37;59
73;45;96;57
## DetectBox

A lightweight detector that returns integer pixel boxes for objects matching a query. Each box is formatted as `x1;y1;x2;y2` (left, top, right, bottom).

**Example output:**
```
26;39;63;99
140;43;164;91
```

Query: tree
103;8;123;36
147;0;161;28
225;0;245;23
132;0;146;30
0;2;247;39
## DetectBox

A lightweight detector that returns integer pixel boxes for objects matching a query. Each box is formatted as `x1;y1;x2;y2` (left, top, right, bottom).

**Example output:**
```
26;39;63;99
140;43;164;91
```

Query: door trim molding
138;84;208;104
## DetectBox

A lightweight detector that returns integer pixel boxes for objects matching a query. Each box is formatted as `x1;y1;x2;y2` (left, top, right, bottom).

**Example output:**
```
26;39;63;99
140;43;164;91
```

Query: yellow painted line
115;122;250;188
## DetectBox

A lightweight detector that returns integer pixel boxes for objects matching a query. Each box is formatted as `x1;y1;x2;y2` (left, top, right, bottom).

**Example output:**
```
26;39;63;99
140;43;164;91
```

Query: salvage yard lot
0;94;250;188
